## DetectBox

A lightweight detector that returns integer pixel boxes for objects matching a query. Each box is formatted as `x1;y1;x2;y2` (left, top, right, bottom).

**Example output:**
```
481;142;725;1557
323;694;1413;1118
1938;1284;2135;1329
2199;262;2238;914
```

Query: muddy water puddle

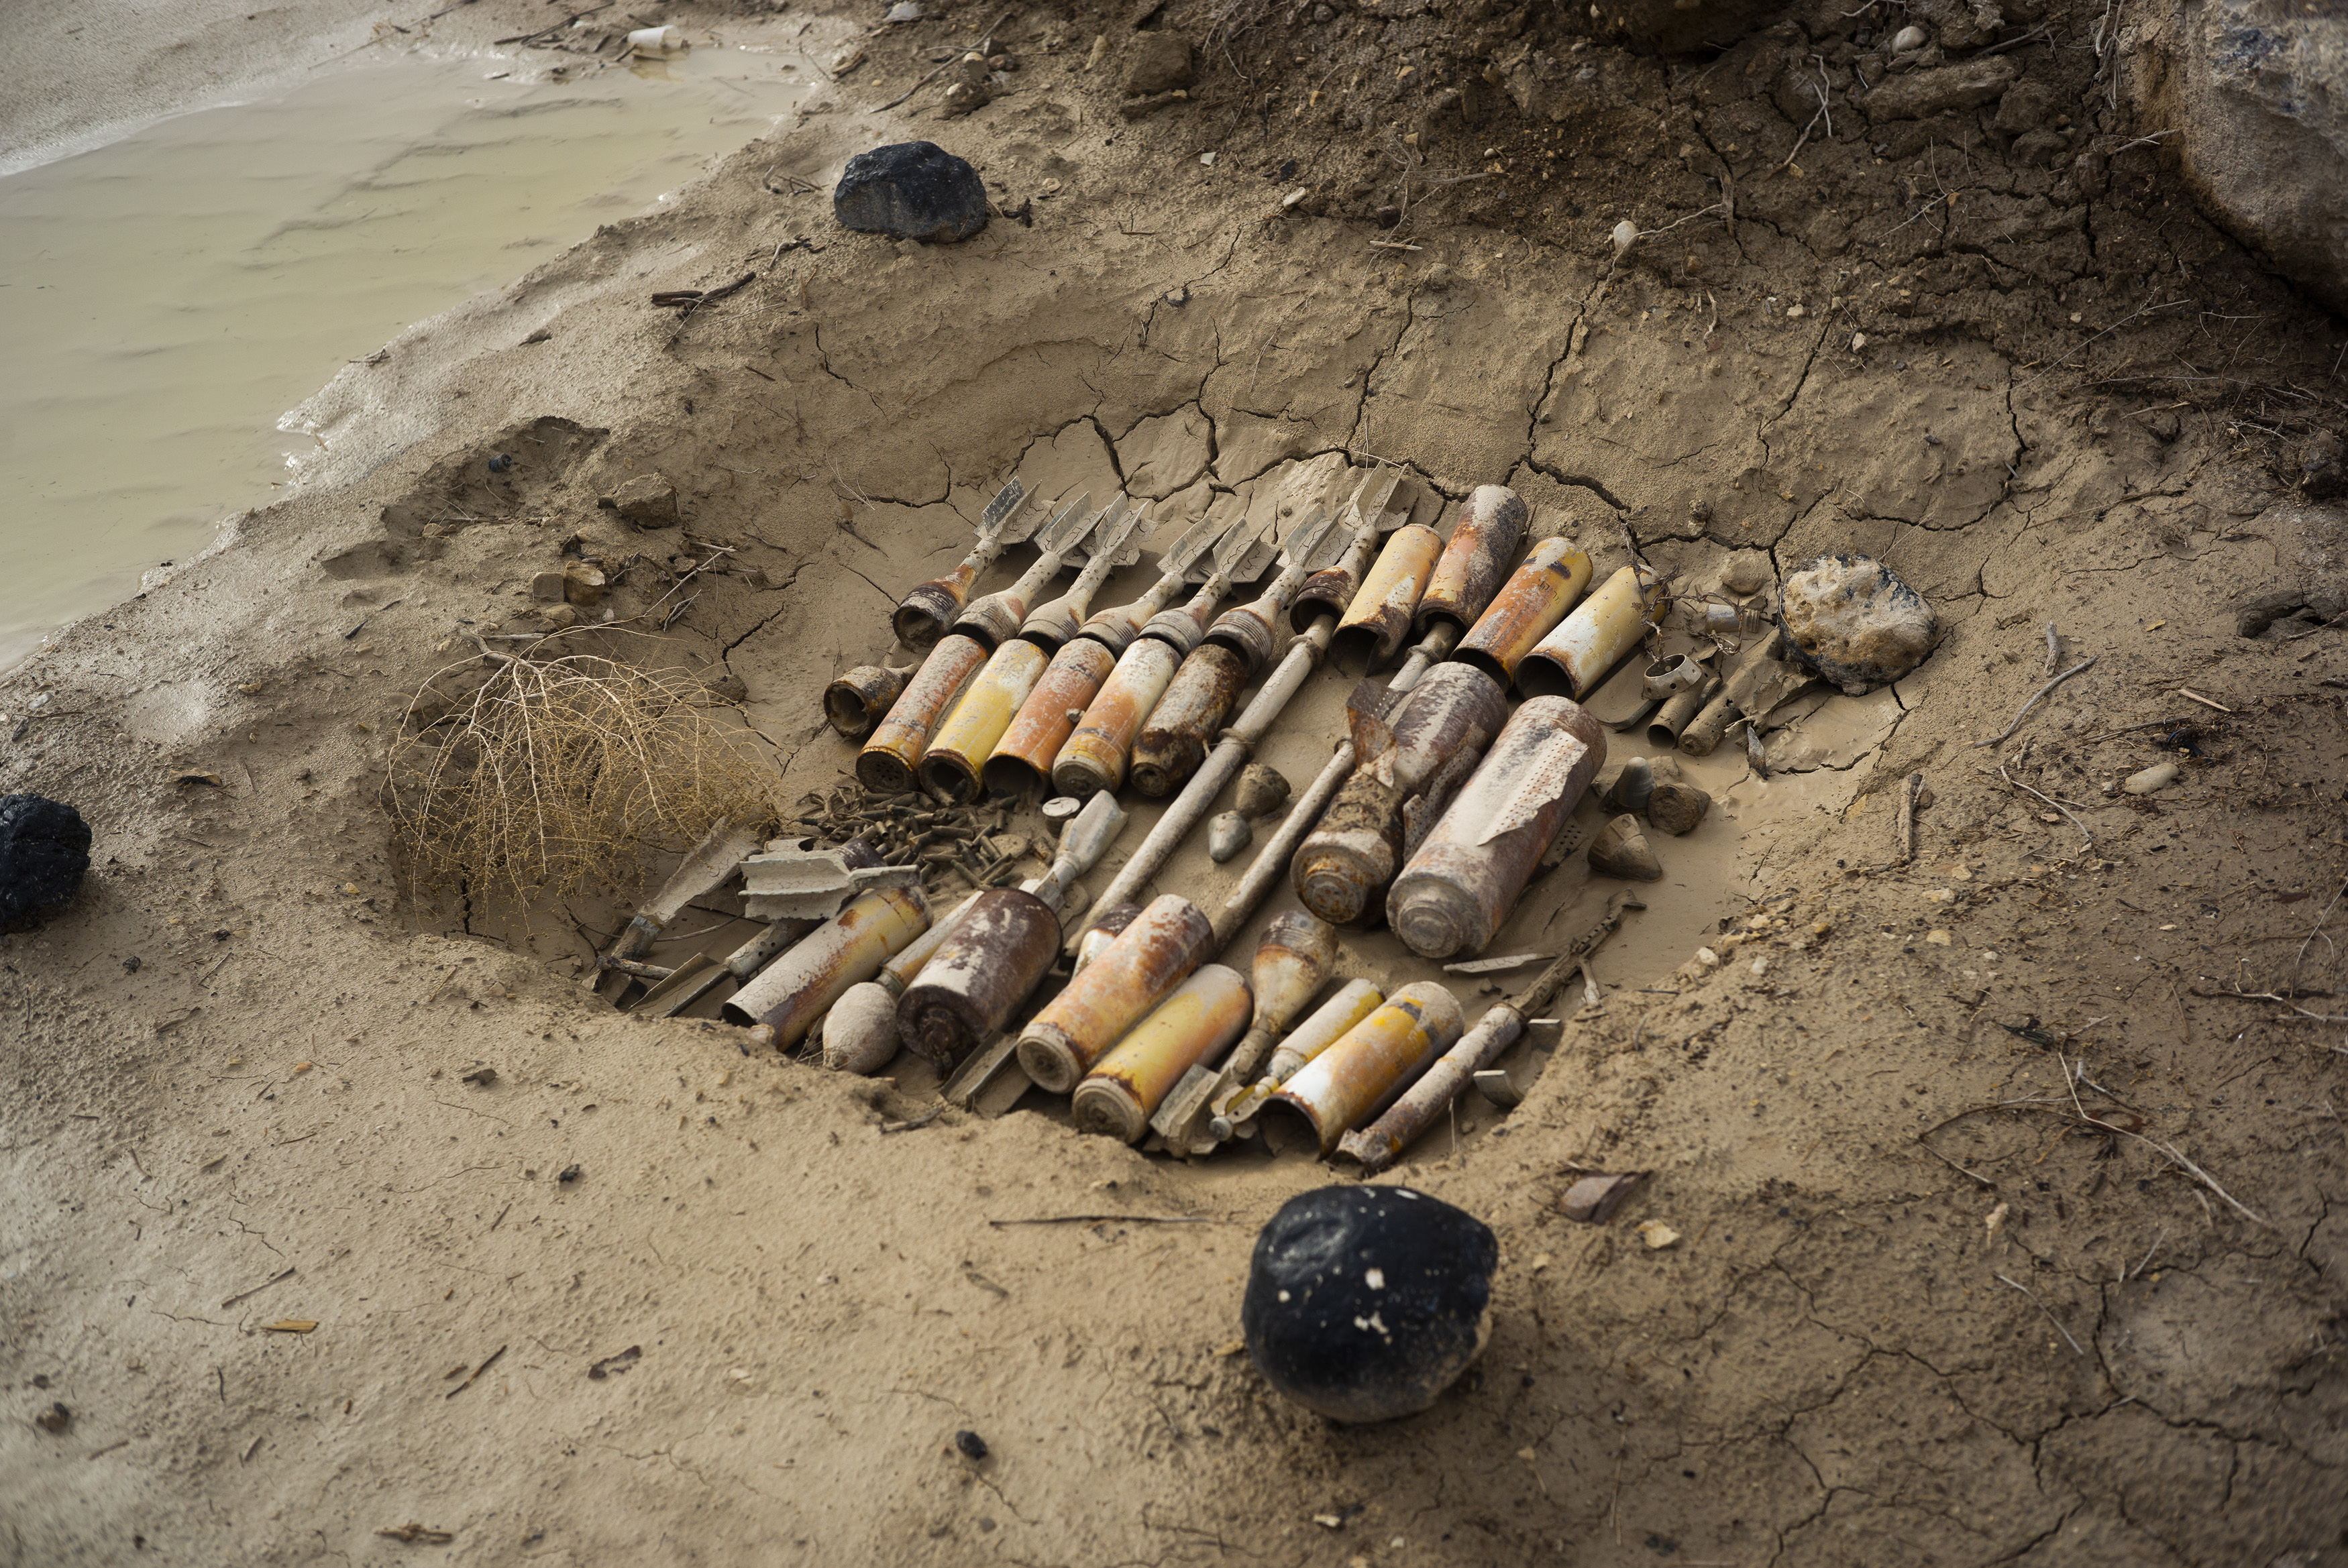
0;46;816;667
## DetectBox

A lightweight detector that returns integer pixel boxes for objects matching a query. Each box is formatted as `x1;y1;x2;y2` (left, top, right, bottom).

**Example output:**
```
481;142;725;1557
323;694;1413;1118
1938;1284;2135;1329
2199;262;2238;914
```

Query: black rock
953;1429;988;1460
1242;1186;1497;1424
833;142;989;244
0;794;91;927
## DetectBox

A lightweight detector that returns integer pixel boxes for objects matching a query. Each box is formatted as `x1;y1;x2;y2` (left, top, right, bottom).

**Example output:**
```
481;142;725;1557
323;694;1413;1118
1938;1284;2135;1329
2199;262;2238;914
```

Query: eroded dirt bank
4;0;2346;1562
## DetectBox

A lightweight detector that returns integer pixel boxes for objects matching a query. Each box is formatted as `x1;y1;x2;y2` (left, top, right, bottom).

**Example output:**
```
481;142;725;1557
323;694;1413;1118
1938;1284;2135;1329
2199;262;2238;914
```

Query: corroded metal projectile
1018;498;1148;650
1261;976;1386;1087
1292;468;1405;630
893;479;1030;649
1413;484;1530;642
896;887;1064;1069
857;632;988;794
822;663;914;740
983;638;1118;798
1128;642;1248;798
1454;537;1594;689
720;883;931;1046
643;838;885;1017
920;638;1049;803
1071;964;1252;1143
822;981;906;1074
950;493;1096;650
1332;522;1442;669
594;815;763;995
1261;982;1464;1158
1334;1006;1525;1170
1016;893;1213;1093
1072;901;1145;973
1075;510;1230;655
1150;910;1338;1150
1291;663;1509;926
1051;636;1182;797
1648;672;1721;747
1387;697;1607;960
1515;565;1660;701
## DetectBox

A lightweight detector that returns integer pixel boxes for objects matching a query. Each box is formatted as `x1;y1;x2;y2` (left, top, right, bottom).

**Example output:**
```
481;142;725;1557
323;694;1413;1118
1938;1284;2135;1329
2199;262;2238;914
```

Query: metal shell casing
1332;524;1442;668
1413;486;1530;641
1387;697;1607;960
1454;537;1593;688
894;573;977;653
1071;964;1252;1143
1263;977;1385;1084
1292;522;1379;630
1204;593;1283;673
1051;637;1181;797
1291;663;1509;926
1016;893;1212;1093
1222;911;1339;1084
822;982;905;1074
857;634;988;794
1128;642;1250;799
1515;565;1657;701
895;888;1062;1069
1336;1004;1526;1171
1263;982;1464;1157
1071;901;1145;974
719;883;931;1046
919;639;1048;803
822;664;909;740
983;638;1118;798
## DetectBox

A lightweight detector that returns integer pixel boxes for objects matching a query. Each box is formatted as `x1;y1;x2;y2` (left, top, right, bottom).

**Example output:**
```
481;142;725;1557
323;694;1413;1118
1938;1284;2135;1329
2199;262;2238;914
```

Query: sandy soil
5;0;2346;1563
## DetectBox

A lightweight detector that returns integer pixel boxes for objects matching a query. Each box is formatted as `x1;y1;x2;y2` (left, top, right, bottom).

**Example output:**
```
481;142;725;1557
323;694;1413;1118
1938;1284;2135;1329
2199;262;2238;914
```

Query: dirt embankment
3;0;2345;1563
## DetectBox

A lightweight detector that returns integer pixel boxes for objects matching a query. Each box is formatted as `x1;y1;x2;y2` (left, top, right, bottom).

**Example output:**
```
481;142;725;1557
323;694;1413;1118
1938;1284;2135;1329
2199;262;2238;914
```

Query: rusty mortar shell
1222;910;1338;1084
1387;697;1607;961
1071;964;1252;1143
919;638;1049;803
1455;537;1593;689
1648;671;1721;748
895;887;1063;1069
1291;662;1509;927
1259;976;1385;1086
1128;642;1249;799
1050;636;1182;797
1262;981;1464;1158
982;637;1118;799
823;663;913;740
1020;500;1141;651
821;981;906;1074
857;633;990;794
1016;893;1212;1093
1516;565;1660;701
892;481;1031;649
1333;523;1442;669
1414;485;1530;642
1292;528;1376;630
1336;1003;1526;1172
951;495;1094;651
1077;568;1187;656
1071;901;1145;974
720;883;931;1046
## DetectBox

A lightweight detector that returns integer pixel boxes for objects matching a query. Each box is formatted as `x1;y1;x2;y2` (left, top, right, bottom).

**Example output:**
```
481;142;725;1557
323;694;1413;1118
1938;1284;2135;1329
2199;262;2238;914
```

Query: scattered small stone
1776;553;1937;694
1693;946;1720;966
557;1165;582;1184
611;473;680;529
2123;761;2181;795
1719;550;1772;597
1636;1220;1680;1250
1122;32;1195;96
34;1403;71;1435
833;142;990;244
1235;763;1290;820
530;569;568;602
1864;55;2019;121
1890;23;1927;51
1925;929;1953;946
954;1429;989;1461
1558;1170;1647;1223
703;669;749;704
1646;782;1711;836
486;453;513;474
0;794;93;928
1587;814;1664;881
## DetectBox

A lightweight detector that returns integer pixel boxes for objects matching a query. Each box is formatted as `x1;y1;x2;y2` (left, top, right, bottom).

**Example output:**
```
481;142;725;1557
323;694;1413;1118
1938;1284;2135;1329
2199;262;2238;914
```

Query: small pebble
1636;1221;1680;1250
1925;929;1952;946
955;1429;989;1460
2123;761;2180;795
1891;23;1927;50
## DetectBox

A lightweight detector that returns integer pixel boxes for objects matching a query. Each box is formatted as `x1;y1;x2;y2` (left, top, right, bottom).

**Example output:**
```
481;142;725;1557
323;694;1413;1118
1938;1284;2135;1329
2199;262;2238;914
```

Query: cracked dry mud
3;0;2345;1562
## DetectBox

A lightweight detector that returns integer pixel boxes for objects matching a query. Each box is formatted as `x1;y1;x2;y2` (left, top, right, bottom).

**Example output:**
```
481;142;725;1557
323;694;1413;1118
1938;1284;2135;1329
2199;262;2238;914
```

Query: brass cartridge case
1016;893;1213;1093
1071;964;1252;1143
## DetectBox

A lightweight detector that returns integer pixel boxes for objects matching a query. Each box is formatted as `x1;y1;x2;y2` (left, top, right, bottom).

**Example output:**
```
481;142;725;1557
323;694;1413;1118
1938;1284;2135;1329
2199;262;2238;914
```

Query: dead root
385;644;773;911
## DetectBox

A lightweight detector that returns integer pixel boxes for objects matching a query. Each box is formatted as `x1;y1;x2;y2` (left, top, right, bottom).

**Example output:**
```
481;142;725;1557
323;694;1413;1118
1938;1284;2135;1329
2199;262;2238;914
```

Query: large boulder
833;142;989;244
2123;0;2348;315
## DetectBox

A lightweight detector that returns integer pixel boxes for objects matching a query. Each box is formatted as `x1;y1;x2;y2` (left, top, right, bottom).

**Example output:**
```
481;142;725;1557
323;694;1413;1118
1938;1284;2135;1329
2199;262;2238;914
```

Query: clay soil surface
6;0;2347;1562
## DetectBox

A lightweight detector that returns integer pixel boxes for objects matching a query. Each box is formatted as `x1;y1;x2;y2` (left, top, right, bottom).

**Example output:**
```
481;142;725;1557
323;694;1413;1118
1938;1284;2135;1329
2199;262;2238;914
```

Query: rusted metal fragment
892;480;1030;649
1516;565;1660;701
1647;672;1721;747
822;664;910;740
1414;485;1530;641
896;888;1061;1069
1332;523;1441;669
858;634;988;794
1560;1170;1650;1223
1291;663;1509;926
1454;537;1593;689
1130;642;1249;799
1051;637;1181;797
1336;1003;1526;1171
1016;893;1212;1093
1071;901;1144;974
720;883;931;1046
920;638;1048;802
984;638;1116;798
1071;964;1252;1143
1263;982;1464;1157
1389;697;1607;960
